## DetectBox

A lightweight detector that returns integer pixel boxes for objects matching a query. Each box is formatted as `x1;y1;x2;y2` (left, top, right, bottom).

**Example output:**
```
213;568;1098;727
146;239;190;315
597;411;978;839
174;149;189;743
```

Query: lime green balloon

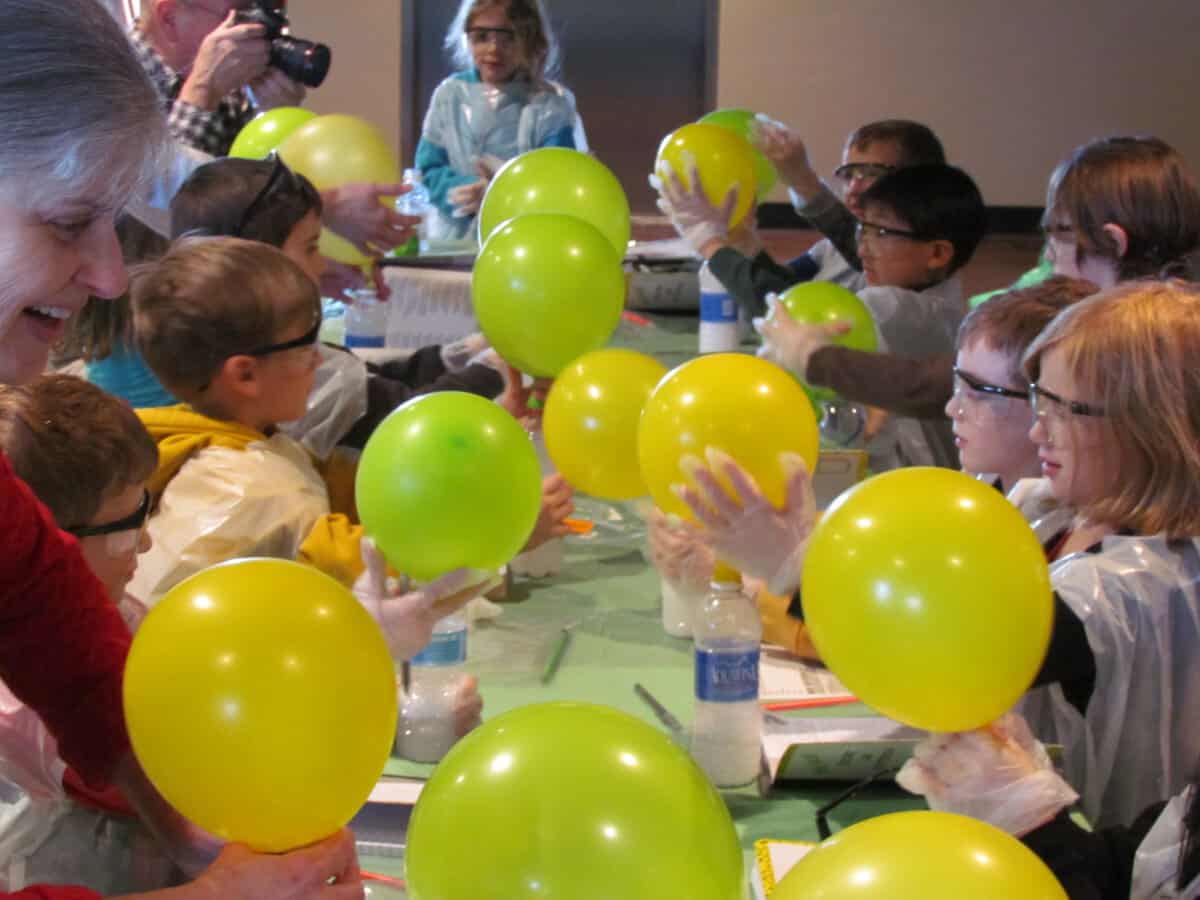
406;702;744;900
472;213;625;378
355;392;542;581
779;281;878;404
478;148;631;255
229;107;317;159
698;108;778;200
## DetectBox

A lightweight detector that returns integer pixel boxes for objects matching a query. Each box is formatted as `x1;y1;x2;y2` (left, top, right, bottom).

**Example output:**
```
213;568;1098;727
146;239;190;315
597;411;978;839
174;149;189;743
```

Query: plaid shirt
129;25;255;157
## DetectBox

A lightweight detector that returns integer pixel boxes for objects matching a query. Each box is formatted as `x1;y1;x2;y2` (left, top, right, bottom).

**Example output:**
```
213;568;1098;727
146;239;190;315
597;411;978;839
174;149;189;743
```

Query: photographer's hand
250;69;307;110
179;12;270;111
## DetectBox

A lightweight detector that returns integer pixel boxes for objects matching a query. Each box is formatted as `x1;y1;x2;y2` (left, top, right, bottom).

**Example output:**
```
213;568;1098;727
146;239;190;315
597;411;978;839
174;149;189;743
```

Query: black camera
234;1;331;89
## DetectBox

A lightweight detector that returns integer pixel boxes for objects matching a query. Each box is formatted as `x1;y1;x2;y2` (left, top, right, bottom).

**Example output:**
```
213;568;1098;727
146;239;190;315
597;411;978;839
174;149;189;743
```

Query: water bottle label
694;647;760;703
700;290;737;325
411;628;467;667
343;333;386;348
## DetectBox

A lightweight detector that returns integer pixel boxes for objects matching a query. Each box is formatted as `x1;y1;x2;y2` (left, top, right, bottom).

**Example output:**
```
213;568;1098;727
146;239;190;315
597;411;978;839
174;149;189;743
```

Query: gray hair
0;0;166;208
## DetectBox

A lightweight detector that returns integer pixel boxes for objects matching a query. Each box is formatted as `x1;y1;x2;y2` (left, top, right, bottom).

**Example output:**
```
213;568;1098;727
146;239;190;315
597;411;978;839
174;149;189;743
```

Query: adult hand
648;157;737;258
673;448;815;596
896;711;1079;837
752;116;822;200
178;12;270;110
647;506;714;592
184;828;363;900
249;68;307;110
753;293;852;378
322;183;419;257
524;474;575;551
352;539;497;660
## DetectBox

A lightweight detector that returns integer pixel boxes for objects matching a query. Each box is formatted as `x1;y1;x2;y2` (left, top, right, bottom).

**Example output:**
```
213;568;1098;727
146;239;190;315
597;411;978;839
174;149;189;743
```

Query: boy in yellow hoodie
128;236;366;603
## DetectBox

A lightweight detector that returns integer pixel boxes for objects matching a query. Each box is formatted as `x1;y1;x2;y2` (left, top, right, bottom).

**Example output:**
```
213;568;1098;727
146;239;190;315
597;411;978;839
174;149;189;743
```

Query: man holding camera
133;0;305;156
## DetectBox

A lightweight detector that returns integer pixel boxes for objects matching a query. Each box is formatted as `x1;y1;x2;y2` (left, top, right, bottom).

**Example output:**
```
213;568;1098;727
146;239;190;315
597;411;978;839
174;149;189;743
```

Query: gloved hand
522;474;575;551
647;506;714;592
648;156;739;255
896;711;1079;836
752;115;822;198
353;538;497;659
673;447;816;596
753;292;852;378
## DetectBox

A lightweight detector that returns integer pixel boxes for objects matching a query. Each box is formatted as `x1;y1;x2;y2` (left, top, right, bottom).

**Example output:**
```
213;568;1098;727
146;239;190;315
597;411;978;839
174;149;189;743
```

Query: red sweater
11;889;99;899
0;453;132;786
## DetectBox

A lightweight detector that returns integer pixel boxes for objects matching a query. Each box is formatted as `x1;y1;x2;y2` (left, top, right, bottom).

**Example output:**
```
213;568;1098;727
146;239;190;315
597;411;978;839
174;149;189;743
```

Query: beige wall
287;0;1199;206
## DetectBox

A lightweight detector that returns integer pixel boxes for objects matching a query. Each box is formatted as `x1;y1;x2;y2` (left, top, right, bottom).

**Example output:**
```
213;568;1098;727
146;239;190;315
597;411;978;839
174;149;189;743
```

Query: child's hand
753;293;852;377
647;506;713;592
448;178;488;217
753;117;822;197
524;474;575;551
649;156;738;258
353;539;498;660
452;674;483;737
895;711;1078;837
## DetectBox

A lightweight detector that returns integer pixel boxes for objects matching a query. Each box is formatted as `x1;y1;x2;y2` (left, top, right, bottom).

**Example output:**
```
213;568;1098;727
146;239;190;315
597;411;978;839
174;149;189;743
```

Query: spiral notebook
751;839;815;898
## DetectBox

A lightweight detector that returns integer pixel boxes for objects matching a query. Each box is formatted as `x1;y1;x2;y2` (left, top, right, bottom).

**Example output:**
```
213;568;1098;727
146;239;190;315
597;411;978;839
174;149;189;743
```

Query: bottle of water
660;575;703;638
394;168;430;255
690;564;763;787
343;287;388;349
395;611;468;764
698;260;740;354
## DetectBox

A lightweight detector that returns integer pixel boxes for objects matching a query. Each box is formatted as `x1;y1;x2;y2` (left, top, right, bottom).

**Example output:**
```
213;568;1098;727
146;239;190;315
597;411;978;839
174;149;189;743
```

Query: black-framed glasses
833;162;896;184
233;152;300;239
466;26;516;47
952;366;1028;401
854;218;929;244
814;767;899;841
1029;382;1106;421
65;489;150;539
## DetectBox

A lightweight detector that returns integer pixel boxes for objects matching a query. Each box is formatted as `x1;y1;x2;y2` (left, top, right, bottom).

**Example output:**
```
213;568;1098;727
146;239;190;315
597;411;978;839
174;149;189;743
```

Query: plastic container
395;612;468;763
690;567;762;787
660;574;702;638
393;168;431;255
698;260;740;353
343;287;388;349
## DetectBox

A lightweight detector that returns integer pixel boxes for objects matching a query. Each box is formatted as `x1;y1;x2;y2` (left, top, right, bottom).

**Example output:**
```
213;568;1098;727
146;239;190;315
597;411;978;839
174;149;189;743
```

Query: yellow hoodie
131;405;364;603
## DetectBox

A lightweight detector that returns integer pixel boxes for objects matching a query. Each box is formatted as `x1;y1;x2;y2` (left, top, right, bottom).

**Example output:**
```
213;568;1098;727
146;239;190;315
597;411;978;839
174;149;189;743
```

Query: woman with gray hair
0;1;360;897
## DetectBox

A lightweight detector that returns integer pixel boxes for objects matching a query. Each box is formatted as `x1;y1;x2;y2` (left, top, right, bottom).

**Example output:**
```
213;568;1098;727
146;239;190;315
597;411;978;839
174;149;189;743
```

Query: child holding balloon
680;280;1200;830
417;0;582;240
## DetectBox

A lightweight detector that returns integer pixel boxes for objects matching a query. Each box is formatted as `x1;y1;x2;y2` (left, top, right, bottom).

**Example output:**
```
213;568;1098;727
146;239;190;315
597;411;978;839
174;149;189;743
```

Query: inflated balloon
472;213;625;377
406;702;744;900
637;353;819;519
123;558;396;853
356;391;543;581
775;811;1068;899
698;108;778;200
279;114;401;266
543;349;667;500
229;106;316;159
778;281;878;353
654;123;757;229
478;148;631;255
802;468;1053;732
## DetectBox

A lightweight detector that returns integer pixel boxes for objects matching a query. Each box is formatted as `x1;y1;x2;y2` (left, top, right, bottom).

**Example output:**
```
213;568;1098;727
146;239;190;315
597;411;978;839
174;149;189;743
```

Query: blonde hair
1022;280;1200;537
132;237;320;401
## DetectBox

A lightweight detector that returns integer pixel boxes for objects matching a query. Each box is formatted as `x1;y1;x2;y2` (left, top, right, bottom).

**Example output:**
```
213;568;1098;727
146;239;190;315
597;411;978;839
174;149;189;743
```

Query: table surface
356;312;922;888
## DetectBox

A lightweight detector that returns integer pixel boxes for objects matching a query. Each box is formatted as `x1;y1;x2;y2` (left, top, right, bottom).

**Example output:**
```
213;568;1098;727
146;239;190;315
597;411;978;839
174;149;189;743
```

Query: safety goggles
1029;381;1106;424
950;367;1029;422
833;162;896;185
66;489;150;557
466;26;516;48
233;152;304;239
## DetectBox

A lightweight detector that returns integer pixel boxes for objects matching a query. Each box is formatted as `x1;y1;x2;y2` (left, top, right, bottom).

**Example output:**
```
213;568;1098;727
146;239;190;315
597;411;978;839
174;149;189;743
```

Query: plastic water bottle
660;574;703;638
690;564;762;787
343;287;388;348
698;260;740;353
395;611;468;763
393;168;431;255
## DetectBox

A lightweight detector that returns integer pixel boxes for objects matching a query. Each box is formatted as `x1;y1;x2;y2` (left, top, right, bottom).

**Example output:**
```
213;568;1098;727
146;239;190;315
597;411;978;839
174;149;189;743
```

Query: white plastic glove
672;447;815;596
647;506;715;592
753;292;852;377
896;711;1079;837
648;156;738;254
439;332;491;372
352;538;498;660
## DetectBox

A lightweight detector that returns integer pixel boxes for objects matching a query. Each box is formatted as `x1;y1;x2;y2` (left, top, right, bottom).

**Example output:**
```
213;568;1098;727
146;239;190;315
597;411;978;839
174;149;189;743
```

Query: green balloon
699;108;778;200
355;392;542;581
229;107;317;159
472;213;625;378
406;702;745;900
478;148;631;254
779;281;877;404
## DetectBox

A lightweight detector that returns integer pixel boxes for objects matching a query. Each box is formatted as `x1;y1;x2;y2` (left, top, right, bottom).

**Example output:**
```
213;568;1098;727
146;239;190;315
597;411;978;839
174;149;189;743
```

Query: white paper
382;268;477;349
366;778;424;805
761;716;922;783
751;840;816;899
758;647;855;703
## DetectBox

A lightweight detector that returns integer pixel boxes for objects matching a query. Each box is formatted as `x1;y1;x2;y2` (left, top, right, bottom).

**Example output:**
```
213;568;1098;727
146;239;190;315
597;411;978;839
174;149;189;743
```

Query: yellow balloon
802;468;1053;732
637;353;819;519
543;349;667;500
654;123;758;229
123;559;398;853
319;227;369;267
775;812;1068;899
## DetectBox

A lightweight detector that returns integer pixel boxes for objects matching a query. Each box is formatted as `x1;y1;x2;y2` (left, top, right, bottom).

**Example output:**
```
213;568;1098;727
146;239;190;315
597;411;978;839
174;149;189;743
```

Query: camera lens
270;37;332;88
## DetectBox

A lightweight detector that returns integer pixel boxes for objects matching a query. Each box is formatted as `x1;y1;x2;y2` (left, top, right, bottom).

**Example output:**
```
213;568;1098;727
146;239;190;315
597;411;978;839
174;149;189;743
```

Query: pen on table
633;682;685;737
400;660;411;694
541;625;573;685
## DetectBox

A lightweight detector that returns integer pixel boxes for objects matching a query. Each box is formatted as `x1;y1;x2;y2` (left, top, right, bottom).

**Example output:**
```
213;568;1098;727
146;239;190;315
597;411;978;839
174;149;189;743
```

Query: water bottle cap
711;562;741;585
